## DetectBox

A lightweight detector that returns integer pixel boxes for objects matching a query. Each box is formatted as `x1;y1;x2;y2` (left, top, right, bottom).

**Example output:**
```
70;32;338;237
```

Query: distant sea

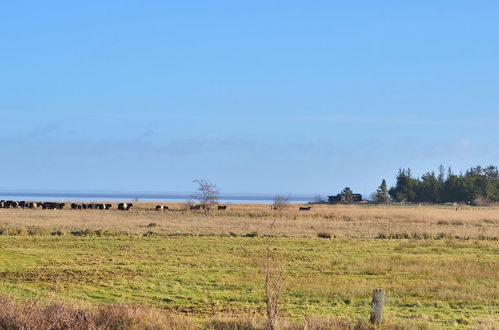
0;191;315;204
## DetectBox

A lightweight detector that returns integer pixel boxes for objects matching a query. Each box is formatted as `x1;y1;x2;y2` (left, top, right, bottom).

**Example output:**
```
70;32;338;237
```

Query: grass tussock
0;296;194;330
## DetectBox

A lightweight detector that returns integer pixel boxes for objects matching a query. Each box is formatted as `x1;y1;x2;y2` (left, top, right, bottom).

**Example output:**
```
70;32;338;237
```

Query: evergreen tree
387;164;498;204
375;179;389;203
340;187;354;203
388;169;418;202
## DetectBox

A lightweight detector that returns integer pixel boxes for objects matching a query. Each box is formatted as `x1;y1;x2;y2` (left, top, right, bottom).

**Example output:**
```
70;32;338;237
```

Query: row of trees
376;165;499;204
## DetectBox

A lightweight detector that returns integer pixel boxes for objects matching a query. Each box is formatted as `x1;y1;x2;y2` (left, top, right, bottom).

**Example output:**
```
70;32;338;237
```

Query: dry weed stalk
263;215;282;330
264;245;281;330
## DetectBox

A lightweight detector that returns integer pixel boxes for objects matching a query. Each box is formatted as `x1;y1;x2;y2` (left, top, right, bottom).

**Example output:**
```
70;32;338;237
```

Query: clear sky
1;1;498;197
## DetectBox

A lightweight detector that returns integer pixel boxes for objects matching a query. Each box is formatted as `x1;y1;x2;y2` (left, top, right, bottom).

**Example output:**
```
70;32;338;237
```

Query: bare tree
192;179;219;215
272;194;289;211
314;194;325;203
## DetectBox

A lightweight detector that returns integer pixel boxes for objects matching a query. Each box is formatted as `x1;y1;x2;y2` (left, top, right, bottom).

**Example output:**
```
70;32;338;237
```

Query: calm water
0;191;314;204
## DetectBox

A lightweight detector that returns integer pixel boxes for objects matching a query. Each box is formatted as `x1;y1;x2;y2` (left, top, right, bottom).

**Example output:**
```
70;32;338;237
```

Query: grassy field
0;204;498;329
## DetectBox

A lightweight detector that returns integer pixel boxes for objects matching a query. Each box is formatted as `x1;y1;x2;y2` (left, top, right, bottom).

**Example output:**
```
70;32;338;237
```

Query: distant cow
217;205;227;210
5;201;19;208
299;206;311;211
42;202;65;210
155;205;169;211
190;205;201;210
28;202;39;209
105;203;112;210
118;203;133;211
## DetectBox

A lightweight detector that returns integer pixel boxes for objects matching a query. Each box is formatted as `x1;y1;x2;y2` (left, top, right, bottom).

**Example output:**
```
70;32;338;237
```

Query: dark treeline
386;165;499;204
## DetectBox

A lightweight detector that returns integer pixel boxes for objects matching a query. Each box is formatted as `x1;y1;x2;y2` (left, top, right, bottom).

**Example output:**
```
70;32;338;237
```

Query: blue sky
1;1;498;196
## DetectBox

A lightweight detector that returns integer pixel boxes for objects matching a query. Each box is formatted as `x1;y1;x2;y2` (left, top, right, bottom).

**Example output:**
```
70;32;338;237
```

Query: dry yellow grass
0;203;497;238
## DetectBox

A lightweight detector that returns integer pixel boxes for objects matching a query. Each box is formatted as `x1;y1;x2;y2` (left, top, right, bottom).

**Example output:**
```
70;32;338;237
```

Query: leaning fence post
370;288;385;325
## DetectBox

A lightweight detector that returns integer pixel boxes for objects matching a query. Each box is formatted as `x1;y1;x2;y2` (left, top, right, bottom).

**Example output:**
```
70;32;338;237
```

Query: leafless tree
272;194;289;211
192;179;219;215
314;194;325;203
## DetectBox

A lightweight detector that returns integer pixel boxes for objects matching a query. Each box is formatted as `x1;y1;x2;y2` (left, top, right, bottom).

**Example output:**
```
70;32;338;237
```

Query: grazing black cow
71;203;83;210
218;205;227;210
42;202;65;210
5;201;19;208
118;203;133;211
19;201;27;208
190;205;201;210
299;206;311;211
28;202;38;209
105;203;112;210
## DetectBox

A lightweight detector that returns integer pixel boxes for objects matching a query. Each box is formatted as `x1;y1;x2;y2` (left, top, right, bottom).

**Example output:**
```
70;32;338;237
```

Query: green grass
0;235;497;328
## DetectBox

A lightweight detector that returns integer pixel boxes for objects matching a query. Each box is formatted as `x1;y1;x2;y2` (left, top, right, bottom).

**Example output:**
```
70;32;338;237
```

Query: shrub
26;226;50;236
0;296;195;330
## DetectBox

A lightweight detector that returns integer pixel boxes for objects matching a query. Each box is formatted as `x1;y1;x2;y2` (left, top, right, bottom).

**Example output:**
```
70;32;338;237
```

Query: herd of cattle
0;200;135;210
0;200;312;211
0;200;230;211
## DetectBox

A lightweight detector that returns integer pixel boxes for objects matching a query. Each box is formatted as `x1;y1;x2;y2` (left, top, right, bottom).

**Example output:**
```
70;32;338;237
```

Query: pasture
0;203;498;329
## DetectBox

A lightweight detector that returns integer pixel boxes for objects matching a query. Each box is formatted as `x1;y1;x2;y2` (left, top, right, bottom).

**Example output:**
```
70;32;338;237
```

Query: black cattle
299;206;311;211
4;201;19;208
18;201;27;208
85;203;100;210
118;203;133;211
190;205;201;210
42;202;65;210
71;203;83;210
155;205;169;211
217;205;227;210
105;203;112;210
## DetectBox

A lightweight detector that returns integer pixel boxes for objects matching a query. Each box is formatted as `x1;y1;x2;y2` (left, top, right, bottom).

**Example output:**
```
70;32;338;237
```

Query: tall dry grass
0;203;497;239
0;296;194;330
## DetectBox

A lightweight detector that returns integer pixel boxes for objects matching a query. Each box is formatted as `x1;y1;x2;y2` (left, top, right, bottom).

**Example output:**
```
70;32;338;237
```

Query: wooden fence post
370;288;385;325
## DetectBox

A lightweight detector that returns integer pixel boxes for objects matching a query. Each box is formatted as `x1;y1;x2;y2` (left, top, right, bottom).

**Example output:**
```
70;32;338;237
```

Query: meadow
0;203;497;329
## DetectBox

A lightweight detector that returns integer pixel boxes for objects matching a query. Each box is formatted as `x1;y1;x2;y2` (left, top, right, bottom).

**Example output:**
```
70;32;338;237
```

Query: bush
26;227;50;236
0;296;195;330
